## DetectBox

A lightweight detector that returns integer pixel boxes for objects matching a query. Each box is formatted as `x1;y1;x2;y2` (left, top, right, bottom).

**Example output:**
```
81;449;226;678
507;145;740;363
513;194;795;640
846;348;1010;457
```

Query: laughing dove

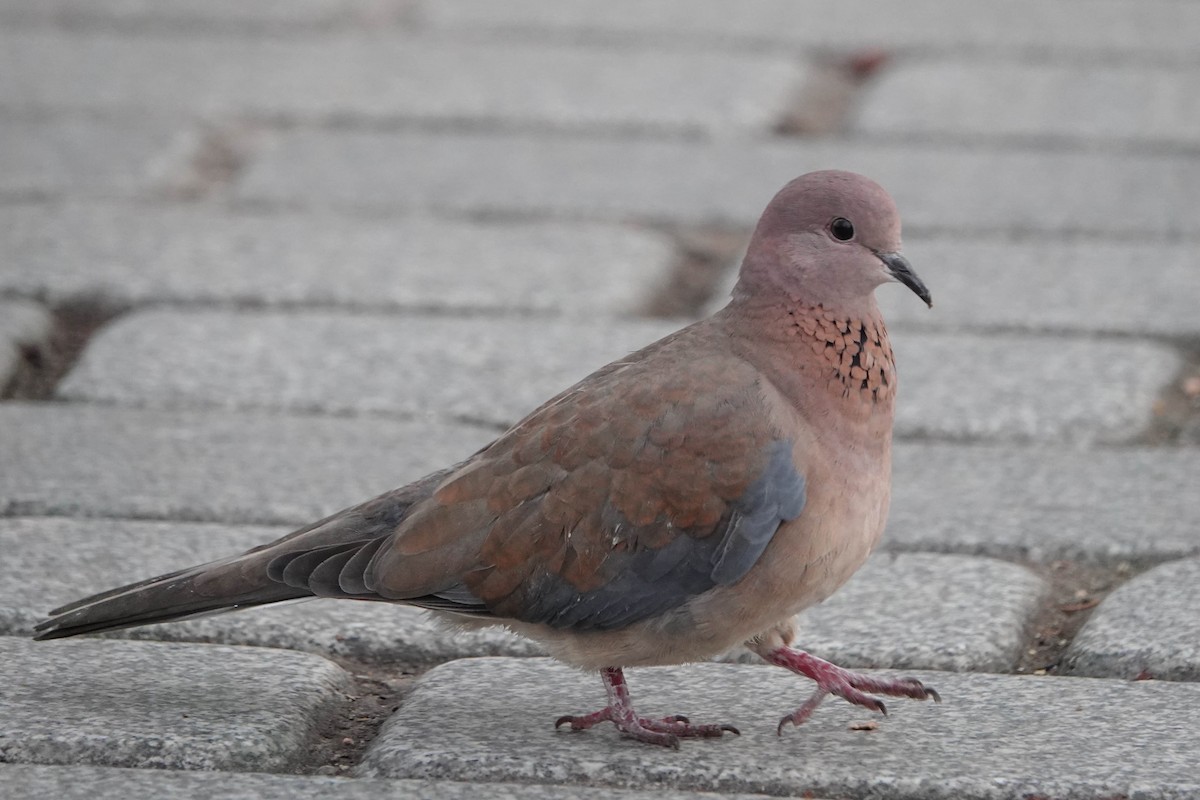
36;170;936;747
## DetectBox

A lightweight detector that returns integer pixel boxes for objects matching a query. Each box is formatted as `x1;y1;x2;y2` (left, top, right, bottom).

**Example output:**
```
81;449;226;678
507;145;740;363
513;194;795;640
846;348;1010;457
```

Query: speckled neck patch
787;306;896;404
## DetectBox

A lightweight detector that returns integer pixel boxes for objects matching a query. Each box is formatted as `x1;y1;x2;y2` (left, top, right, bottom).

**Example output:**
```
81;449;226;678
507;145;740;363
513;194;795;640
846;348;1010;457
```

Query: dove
35;170;936;748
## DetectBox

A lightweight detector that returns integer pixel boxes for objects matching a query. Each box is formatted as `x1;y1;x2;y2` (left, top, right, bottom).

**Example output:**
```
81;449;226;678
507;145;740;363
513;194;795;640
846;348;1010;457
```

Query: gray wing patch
516;439;806;631
710;439;807;583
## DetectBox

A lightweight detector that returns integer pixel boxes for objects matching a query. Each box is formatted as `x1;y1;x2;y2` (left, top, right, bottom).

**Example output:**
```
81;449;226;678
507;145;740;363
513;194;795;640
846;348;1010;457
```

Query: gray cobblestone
889;443;1200;565
357;657;1200;798
0;299;53;390
1063;557;1200;681
0;636;350;771
56;310;681;425
0;403;494;525
1;31;802;134
891;329;1177;444
424;0;1200;63
877;237;1200;338
235;130;1200;236
0;0;413;31
0;117;186;199
855;62;1200;147
1;764;777;800
58;308;1179;442
786;553;1046;673
0;203;674;314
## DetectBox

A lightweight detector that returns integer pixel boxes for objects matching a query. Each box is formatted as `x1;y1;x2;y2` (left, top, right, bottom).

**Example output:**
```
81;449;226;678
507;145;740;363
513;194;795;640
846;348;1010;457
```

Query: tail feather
32;462;474;641
45;563;199;618
33;561;308;640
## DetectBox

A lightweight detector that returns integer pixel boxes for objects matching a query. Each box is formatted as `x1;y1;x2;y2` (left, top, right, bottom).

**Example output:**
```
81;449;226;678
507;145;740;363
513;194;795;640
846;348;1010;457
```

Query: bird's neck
720;297;899;423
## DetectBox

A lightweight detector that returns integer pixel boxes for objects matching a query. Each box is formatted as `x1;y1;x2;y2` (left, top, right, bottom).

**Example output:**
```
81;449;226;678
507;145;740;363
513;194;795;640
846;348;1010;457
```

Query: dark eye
830;217;855;241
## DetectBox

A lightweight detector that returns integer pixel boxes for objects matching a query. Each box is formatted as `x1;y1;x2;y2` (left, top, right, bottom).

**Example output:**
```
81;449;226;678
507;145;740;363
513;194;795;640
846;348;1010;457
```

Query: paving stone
1;31;803;134
0;636;350;771
0;764;778;800
0;518;1040;672
0;0;412;31
0;517;539;663
235;129;1200;236
5;406;1198;566
1062;557;1200;681
357;657;1200;798
0;299;53;390
0;202;674;314
718;553;1046;673
876;237;1200;338
888;443;1200;565
1183;416;1200;447
0;403;495;525
58;308;1179;442
715;236;1200;339
425;0;1200;63
56;309;682;425
856;62;1200;148
0;116;187;199
890;330;1177;444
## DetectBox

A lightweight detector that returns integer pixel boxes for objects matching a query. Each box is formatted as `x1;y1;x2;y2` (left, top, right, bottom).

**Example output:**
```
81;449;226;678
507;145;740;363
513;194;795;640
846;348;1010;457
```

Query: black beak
877;251;932;308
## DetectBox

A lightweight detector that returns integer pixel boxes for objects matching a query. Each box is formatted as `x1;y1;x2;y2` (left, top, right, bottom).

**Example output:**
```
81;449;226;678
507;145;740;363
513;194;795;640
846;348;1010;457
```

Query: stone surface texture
0;203;675;314
0;637;351;771
0;764;778;800
58;309;1178;441
786;553;1047;673
0;403;495;524
855;62;1200;146
0;299;53;390
1063;557;1200;682
888;443;1200;564
422;0;1200;61
1;31;803;134
0;0;415;31
56;310;682;424
234;130;1200;235
358;658;1200;798
0;117;186;198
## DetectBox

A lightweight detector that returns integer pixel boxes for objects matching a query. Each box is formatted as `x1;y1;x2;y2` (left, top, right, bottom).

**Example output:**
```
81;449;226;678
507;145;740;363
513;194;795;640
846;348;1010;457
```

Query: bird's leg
554;666;739;749
761;647;940;734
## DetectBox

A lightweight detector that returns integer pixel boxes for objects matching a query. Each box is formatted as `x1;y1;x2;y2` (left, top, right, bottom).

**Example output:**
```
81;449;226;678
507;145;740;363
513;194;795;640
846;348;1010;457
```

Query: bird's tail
32;465;466;641
32;555;308;640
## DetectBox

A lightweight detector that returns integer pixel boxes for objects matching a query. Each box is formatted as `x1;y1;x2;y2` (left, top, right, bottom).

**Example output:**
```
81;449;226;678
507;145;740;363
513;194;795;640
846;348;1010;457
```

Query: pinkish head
734;170;931;311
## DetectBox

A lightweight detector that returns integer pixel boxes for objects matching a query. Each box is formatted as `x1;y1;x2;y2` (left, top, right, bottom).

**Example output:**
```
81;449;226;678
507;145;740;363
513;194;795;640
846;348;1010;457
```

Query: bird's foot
555;667;739;749
555;708;737;748
763;647;940;734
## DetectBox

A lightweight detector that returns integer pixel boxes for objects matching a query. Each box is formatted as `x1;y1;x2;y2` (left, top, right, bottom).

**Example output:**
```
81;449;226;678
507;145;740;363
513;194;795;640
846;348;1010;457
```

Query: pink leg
763;647;940;734
555;667;739;749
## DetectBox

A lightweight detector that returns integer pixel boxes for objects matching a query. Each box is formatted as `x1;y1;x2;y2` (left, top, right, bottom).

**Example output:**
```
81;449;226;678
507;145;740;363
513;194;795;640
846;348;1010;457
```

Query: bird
35;170;937;748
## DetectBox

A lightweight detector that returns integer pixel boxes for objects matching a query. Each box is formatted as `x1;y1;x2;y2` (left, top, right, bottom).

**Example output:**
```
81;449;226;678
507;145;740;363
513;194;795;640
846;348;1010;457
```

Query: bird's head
734;170;931;311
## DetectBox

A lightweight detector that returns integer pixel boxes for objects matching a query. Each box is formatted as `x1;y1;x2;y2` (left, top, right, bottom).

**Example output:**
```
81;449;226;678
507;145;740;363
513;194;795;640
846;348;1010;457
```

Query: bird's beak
877;251;932;308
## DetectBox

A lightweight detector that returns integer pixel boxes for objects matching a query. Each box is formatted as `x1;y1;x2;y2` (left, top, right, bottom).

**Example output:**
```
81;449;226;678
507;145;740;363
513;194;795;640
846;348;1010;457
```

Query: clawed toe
559;667;739;748
764;647;941;735
556;708;739;745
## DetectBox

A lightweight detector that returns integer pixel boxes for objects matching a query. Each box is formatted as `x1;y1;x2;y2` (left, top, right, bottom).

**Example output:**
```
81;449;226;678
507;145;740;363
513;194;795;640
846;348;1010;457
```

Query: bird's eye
830;217;855;241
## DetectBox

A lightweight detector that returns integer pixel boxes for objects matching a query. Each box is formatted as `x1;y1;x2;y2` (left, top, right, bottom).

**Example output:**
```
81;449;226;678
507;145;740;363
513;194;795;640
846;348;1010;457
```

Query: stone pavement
2;1;1199;797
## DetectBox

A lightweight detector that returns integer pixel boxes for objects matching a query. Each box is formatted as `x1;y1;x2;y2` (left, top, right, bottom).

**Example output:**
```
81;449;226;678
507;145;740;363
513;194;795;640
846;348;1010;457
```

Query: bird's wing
357;340;808;631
